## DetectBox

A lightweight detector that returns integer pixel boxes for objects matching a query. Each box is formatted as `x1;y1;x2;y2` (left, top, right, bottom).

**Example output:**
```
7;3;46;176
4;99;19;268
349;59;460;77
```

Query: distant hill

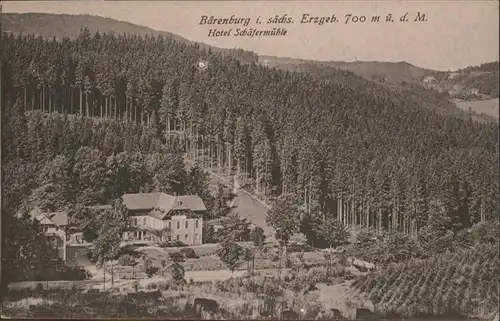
259;55;438;84
258;55;498;121
430;62;500;100
1;12;259;63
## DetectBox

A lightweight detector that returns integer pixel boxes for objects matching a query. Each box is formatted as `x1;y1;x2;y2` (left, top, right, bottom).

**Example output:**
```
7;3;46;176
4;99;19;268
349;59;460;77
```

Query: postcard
1;1;499;320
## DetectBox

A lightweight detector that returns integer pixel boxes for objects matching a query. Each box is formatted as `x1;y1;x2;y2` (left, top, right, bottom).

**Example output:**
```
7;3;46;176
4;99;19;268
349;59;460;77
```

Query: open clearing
454;98;499;118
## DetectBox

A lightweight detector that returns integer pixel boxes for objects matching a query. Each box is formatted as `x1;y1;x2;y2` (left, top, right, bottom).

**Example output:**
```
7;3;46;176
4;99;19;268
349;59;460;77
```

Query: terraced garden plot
351;244;499;319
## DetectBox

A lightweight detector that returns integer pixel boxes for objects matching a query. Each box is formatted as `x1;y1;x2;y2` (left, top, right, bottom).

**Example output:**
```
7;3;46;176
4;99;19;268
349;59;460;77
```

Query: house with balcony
33;210;68;262
121;192;205;245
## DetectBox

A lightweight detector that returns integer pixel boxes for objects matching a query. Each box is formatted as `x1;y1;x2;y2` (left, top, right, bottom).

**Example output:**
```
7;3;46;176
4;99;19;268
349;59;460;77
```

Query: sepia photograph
1;0;499;320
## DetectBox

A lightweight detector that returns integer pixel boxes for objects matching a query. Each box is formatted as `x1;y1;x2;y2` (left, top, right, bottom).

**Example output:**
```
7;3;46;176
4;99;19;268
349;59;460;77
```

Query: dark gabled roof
122;192;166;211
122;193;206;219
36;212;68;226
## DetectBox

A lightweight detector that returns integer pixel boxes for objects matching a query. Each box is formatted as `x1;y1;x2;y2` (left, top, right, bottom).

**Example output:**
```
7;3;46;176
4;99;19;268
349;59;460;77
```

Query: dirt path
207;169;273;236
8;268;286;291
185;156;273;237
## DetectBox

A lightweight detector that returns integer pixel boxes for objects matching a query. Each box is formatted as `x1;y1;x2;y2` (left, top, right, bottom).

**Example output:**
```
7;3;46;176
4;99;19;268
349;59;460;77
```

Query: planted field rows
351;244;499;319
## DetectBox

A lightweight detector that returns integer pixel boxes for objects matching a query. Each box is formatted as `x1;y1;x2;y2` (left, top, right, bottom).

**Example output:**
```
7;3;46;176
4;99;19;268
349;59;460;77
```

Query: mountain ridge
4;12;495;80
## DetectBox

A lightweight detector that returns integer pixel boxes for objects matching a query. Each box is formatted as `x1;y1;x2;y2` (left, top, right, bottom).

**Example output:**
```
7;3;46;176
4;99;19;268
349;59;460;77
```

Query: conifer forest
3;29;498;230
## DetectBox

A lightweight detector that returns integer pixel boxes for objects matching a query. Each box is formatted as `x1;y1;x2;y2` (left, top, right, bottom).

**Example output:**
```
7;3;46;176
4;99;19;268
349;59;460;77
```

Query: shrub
159;240;188;248
35;283;44;292
145;266;159;278
60;266;91;280
169;251;185;262
262;279;284;297
250;226;266;248
132;281;140;292
202;223;219;244
169;262;185;284
462;221;499;245
179;248;199;259
147;283;158;290
270;252;280;262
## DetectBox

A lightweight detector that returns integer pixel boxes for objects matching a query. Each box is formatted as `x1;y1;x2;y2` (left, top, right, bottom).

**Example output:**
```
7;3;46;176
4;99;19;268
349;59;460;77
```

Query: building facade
33;211;68;262
121;193;205;246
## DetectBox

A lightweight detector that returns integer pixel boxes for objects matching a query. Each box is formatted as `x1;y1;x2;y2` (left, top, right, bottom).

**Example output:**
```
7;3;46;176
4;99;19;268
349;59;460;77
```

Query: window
168;221;171;229
143;217;147;225
185;234;188;240
133;218;137;226
176;235;180;241
195;220;199;228
177;221;180;229
195;233;198;239
185;221;188;229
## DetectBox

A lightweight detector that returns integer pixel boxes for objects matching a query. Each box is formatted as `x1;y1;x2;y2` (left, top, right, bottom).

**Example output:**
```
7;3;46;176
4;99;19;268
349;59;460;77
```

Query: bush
250;226;266;248
179;248;199;259
169;262;185;284
60;266;92;280
287;243;315;253
352;230;427;265
145;266;159;278
169;251;185;262
147;283;158;290
202;223;219;244
159;240;187;248
35;283;44;292
464;221;499;245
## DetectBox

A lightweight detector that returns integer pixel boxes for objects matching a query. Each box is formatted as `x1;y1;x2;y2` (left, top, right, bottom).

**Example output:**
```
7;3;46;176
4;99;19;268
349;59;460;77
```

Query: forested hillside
2;28;498;244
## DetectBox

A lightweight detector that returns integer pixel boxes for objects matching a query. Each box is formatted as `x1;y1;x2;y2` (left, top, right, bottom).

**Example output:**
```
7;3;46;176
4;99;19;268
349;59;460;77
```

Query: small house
34;211;69;262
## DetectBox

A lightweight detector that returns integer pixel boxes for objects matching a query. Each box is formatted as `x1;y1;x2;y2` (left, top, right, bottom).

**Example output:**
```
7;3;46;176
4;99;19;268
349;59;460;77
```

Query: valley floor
454;98;499;118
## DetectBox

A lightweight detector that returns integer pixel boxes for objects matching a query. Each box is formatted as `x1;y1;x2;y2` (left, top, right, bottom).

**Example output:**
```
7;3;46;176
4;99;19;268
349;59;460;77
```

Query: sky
3;1;499;71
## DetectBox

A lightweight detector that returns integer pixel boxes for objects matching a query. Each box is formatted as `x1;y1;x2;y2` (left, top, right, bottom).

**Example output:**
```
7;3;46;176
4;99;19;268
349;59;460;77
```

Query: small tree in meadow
168;250;186;284
266;195;301;273
169;262;185;284
217;239;244;274
314;216;348;272
250;226;266;249
144;257;159;278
